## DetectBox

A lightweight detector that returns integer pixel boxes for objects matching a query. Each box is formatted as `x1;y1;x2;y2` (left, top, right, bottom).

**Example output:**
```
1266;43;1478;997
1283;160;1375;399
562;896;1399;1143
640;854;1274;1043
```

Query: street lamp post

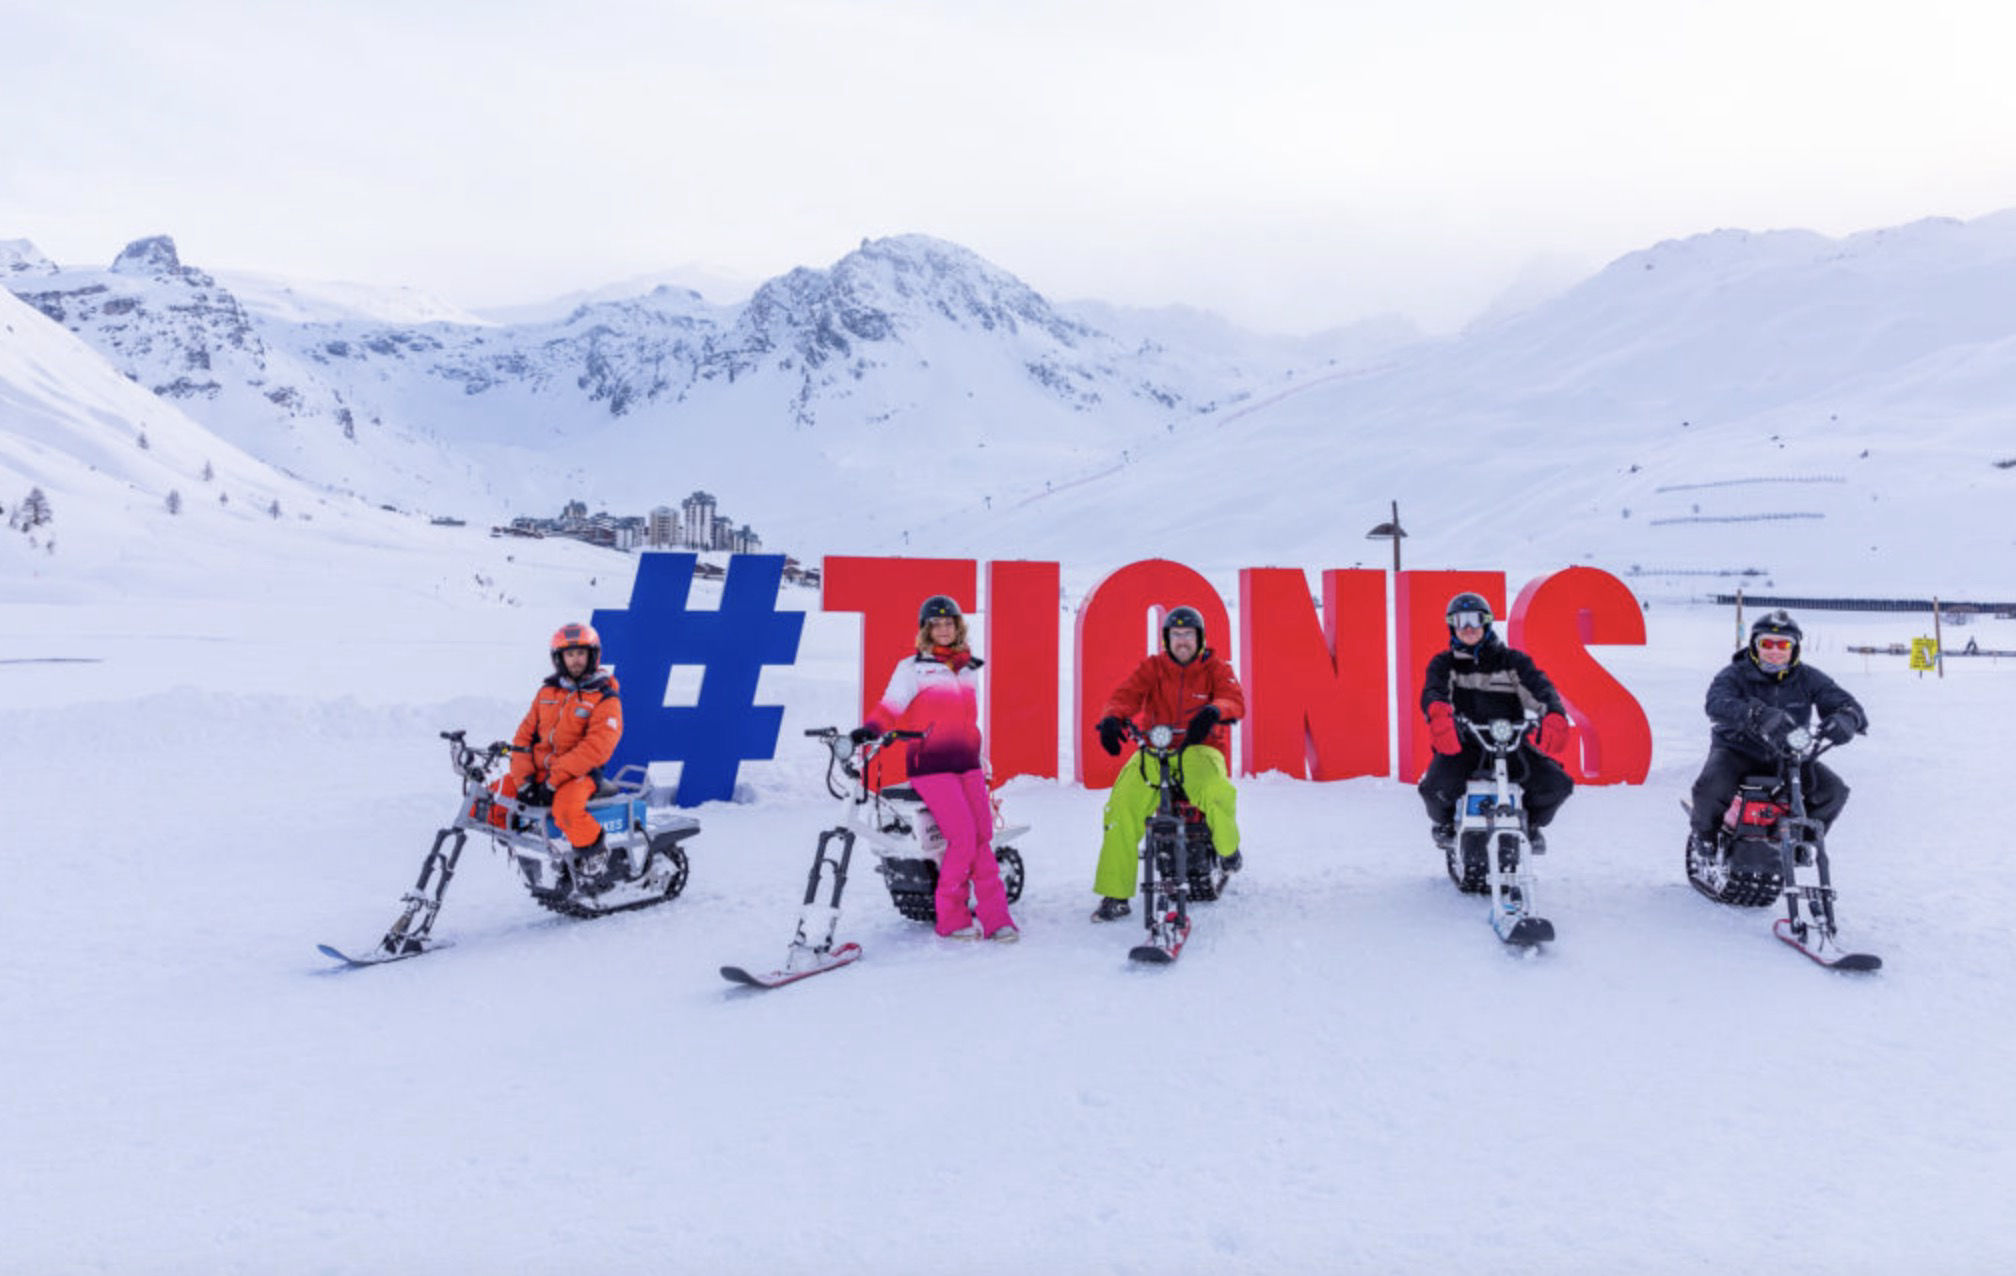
1365;500;1406;574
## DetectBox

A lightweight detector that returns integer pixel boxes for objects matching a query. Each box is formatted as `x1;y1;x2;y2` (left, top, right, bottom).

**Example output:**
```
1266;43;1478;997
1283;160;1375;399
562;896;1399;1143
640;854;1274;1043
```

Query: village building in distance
489;491;816;584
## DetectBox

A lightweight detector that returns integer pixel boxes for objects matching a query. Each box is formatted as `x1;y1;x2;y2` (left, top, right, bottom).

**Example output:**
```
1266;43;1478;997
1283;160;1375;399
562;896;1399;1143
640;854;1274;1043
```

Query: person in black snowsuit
1688;610;1866;844
1417;592;1575;852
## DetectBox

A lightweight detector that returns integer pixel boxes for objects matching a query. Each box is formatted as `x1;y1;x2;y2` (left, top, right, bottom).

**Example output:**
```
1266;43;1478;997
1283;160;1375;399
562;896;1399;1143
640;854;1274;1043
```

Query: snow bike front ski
1684;726;1879;972
319;729;698;968
1446;713;1554;948
720;822;864;991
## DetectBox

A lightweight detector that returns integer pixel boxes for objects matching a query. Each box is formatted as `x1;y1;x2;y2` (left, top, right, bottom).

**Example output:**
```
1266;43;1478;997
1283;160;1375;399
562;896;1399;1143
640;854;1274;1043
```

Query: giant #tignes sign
595;554;1652;806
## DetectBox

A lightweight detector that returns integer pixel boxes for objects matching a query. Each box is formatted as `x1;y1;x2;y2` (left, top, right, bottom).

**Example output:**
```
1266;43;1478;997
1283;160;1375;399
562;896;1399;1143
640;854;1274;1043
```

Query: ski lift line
1008;460;1129;510
1004;362;1388;513
1716;594;2016;614
1622;568;1771;577
1206;362;1393;431
1653;476;1847;493
1648;513;1826;525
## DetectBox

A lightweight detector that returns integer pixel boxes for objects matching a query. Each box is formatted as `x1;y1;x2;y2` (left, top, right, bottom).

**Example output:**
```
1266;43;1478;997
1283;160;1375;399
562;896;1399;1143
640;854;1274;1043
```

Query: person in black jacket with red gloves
1688;609;1865;848
1417;592;1575;853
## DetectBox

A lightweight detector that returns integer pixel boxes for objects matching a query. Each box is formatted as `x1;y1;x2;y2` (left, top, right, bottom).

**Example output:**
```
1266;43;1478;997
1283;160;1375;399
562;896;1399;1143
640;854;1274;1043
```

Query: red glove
1427;701;1462;756
1535;712;1569;758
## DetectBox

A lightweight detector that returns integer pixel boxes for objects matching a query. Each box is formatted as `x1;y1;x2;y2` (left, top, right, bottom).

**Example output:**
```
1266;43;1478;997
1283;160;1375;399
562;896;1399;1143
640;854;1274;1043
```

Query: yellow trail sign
1909;637;1940;671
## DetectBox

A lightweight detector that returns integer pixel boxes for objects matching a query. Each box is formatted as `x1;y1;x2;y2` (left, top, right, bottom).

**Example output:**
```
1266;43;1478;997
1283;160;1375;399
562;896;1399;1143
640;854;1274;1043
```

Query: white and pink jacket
866;650;985;776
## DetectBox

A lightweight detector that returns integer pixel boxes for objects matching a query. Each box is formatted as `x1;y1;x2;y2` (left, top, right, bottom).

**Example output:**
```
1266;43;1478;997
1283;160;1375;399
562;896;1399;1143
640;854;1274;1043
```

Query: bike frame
1125;721;1195;948
1456;713;1543;928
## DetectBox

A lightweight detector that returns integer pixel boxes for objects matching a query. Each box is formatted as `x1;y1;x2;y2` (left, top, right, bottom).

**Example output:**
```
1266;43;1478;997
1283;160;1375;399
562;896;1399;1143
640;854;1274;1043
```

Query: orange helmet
549;621;601;678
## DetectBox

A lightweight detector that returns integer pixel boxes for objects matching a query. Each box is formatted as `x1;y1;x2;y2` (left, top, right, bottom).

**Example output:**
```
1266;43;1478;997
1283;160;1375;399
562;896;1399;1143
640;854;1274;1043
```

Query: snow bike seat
880;784;923;804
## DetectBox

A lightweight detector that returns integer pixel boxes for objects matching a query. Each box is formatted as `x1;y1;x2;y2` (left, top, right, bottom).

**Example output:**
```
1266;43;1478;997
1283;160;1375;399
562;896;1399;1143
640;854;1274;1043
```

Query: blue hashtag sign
593;553;803;806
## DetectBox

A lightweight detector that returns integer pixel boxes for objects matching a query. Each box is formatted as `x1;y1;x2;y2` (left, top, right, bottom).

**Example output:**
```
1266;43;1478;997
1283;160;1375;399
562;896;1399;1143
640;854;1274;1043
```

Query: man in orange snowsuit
499;622;624;852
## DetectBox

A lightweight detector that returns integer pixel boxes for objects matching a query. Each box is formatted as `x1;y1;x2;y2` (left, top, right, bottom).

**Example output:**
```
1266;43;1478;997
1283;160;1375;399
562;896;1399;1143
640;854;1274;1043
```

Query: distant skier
1687;610;1865;851
1418;593;1574;852
852;596;1018;942
498;622;625;857
1089;606;1246;921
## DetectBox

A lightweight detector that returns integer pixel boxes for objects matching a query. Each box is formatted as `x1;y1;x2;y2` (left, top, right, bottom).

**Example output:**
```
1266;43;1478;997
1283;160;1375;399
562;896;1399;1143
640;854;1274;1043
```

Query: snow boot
1091;897;1132;923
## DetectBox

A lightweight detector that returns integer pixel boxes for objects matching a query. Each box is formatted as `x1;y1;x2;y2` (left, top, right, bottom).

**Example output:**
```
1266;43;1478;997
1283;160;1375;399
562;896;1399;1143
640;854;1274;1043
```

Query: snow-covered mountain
934;214;2016;596
5;235;487;512
8;213;2016;596
7;234;1326;540
473;262;763;323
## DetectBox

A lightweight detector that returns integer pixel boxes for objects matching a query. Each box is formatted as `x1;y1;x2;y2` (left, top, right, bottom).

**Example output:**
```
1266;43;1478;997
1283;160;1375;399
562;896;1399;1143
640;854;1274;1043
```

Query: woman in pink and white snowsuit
853;595;1018;941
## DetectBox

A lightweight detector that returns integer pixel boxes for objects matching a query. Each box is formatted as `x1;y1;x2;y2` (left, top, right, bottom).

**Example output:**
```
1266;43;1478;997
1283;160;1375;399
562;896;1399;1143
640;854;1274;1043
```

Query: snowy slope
4;547;2011;1274
927;215;2016;596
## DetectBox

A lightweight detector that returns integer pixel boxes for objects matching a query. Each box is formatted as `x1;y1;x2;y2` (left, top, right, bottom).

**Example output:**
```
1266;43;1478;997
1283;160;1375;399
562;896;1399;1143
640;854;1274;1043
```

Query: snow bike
1443;712;1554;947
1682;726;1881;971
319;729;699;966
1121;719;1233;964
720;726;1029;988
815;725;1028;923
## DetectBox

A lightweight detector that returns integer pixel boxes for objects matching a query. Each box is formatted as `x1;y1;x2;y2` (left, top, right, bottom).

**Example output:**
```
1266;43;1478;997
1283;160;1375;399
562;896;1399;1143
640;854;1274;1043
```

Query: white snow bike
319;729;699;966
1443;712;1555;947
720;726;1029;988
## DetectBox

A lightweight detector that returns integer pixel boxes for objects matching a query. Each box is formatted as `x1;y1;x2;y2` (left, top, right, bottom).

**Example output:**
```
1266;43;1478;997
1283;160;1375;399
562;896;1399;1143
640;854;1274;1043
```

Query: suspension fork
1779;760;1839;935
383;826;468;952
791;827;855;957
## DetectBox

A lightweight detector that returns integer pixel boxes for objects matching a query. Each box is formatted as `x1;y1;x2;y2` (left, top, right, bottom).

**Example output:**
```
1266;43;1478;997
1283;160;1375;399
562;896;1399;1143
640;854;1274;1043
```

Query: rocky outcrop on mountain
110;235;196;280
15;237;268;403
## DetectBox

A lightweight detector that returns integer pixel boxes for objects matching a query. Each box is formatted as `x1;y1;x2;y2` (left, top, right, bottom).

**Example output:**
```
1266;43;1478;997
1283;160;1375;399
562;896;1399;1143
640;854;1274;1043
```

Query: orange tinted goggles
1756;636;1794;652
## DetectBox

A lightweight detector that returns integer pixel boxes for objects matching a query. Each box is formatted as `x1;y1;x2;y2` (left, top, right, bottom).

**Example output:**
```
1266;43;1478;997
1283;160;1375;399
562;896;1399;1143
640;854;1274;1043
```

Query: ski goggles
1755;636;1794;653
1448;610;1491;630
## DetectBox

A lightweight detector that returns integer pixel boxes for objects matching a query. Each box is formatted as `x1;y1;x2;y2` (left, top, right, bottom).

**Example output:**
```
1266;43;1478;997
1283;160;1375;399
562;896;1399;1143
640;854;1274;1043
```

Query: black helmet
1445;592;1493;630
1749;609;1802;671
917;595;963;625
1162;605;1206;660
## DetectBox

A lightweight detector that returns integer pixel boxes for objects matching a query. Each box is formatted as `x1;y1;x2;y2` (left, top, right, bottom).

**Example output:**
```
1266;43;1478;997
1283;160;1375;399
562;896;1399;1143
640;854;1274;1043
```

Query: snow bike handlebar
1120;719;1189;757
804;726;924;799
440;729;516;783
1455;711;1542;755
1769;724;1839;765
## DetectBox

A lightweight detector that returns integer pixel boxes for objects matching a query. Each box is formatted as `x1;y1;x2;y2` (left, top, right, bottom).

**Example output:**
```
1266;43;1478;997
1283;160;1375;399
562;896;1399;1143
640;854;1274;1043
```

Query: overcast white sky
5;0;2015;333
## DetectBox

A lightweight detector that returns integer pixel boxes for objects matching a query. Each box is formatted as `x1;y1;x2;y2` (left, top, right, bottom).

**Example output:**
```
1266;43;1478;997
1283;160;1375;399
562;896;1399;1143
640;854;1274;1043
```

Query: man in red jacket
1089;606;1246;921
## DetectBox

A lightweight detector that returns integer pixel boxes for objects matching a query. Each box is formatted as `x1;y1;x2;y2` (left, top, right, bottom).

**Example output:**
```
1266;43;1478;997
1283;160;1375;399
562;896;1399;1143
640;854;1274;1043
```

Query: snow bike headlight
1148;724;1176;749
1785;726;1812;751
1490;719;1520;745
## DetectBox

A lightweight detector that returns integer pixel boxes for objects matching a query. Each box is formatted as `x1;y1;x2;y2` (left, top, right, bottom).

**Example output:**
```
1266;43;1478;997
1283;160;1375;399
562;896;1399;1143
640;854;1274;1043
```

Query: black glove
848;725;878;747
1096;715;1125;757
1820;713;1856;747
1749;704;1795;746
517;779;553;807
1184;704;1222;746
